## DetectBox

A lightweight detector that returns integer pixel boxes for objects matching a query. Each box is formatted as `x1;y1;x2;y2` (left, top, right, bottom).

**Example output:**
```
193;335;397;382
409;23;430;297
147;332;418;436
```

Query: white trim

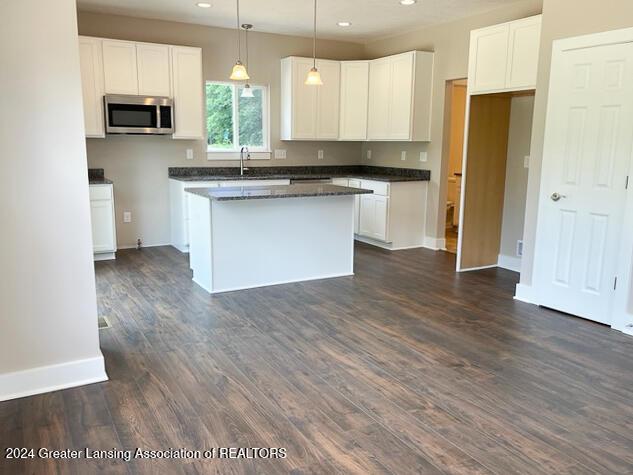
117;242;171;250
93;252;115;261
354;235;440;251
514;283;538;305
497;254;521;273
200;272;354;294
207;151;272;161
457;264;498;272
423;236;446;251
0;356;108;402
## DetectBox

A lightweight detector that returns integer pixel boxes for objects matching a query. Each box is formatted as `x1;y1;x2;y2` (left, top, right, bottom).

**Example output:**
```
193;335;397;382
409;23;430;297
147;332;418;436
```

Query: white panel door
468;24;509;94
316;59;340;139
90;200;115;253
388;53;414;140
506;15;542;90
367;58;391;140
359;195;376;238
533;41;633;323
291;58;317;139
102;40;138;95
171;46;203;139
78;37;105;138
137;43;171;96
339;61;369;140
373;195;390;241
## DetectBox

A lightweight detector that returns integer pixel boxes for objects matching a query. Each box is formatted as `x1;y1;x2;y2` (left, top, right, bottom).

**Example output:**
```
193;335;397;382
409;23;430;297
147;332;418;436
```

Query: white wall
0;0;106;400
498;96;534;272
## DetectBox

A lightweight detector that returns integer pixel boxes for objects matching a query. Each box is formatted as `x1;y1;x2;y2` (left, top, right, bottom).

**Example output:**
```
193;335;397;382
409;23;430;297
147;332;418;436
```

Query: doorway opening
442;79;467;253
457;90;535;272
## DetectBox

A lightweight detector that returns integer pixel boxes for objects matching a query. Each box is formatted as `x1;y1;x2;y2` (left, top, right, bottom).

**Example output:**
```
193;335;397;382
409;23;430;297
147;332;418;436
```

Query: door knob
550;192;566;202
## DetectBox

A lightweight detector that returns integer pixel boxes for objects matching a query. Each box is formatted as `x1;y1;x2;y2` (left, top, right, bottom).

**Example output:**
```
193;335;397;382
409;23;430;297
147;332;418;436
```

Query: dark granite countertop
88;168;113;185
169;165;430;183
186;184;374;201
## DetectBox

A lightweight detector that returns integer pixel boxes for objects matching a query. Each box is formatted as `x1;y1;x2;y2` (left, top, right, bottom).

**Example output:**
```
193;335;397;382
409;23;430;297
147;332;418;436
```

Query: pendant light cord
312;0;317;68
236;0;241;61
245;26;249;69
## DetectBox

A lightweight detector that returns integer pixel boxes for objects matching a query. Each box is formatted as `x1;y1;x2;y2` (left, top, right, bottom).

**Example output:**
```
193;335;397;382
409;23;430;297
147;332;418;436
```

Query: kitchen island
186;183;372;294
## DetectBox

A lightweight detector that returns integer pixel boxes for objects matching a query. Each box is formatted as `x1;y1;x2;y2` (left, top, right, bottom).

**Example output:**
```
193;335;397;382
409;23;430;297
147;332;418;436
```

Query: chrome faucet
240;146;250;176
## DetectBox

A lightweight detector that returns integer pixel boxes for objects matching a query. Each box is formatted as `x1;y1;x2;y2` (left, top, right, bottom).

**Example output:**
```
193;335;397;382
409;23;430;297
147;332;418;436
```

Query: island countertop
185;183;373;201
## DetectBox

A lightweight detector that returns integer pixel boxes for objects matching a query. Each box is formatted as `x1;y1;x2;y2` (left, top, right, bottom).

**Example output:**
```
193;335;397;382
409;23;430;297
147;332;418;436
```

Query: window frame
205;81;270;157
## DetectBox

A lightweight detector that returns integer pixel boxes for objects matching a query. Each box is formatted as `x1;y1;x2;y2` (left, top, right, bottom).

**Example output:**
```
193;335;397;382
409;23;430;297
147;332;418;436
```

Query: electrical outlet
186;148;194;160
419;151;428;162
274;149;287;159
318;150;324;160
123;211;132;223
366;149;372;160
524;155;530;168
401;151;407;161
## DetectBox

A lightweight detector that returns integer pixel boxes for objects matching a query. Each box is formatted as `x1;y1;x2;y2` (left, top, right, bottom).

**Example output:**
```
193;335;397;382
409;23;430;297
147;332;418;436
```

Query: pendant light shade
241;83;255;97
305;67;323;85
230;61;249;81
229;0;249;81
305;0;322;86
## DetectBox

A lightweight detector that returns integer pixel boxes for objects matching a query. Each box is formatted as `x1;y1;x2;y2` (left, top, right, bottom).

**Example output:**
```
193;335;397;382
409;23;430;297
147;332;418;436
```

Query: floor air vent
98;316;111;330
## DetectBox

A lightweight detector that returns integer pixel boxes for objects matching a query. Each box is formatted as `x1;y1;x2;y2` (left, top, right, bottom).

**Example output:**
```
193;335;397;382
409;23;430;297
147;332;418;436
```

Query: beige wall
78;12;364;247
361;0;542;244
500;95;534;261
0;0;103;395
519;0;633;285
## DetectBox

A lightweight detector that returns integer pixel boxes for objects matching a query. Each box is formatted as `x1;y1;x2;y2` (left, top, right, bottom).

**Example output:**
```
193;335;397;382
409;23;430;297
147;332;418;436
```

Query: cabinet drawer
331;178;349;186
360;179;390;196
218;179;290;187
89;184;112;201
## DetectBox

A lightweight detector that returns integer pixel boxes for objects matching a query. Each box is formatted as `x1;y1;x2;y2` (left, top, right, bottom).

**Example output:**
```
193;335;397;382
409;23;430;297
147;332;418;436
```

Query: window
206;81;269;153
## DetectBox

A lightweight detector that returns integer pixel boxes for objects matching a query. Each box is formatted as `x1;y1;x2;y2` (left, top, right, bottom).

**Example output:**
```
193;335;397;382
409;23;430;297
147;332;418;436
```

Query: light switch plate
366;149;372;160
401;151;407;161
318;150;324;160
123;211;132;223
274;149;287;159
419;151;428;162
186;148;194;160
524;155;530;168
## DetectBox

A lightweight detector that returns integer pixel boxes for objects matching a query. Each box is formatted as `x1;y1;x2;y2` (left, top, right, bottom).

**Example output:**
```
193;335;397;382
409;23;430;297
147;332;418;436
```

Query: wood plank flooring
1;243;633;474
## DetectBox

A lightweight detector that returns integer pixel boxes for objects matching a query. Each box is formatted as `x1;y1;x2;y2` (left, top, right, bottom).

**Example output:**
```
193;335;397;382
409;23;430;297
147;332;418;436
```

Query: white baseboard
458;264;498;272
0;355;108;402
514;283;538;305
93;252;115;261
354;235;430;251
117;242;171;250
497;254;522;273
201;272;354;294
423;236;445;251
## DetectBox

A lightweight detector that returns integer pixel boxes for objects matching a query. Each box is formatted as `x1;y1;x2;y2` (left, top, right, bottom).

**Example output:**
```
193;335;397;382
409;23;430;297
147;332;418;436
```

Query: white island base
188;193;357;294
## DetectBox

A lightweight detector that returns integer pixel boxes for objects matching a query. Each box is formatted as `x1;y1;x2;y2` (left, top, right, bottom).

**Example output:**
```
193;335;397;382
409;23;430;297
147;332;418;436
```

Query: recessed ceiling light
399;0;417;5
196;2;211;8
337;21;352;27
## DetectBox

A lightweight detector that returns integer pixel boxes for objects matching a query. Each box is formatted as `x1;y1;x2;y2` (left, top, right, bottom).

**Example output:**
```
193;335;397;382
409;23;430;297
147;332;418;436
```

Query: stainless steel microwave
104;95;174;135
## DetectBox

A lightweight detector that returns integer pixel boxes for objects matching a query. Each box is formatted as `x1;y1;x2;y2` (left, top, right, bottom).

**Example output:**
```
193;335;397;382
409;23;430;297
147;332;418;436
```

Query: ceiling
76;0;525;42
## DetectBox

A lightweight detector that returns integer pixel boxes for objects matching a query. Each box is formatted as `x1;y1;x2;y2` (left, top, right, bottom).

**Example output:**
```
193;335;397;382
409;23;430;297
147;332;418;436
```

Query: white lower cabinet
170;179;290;252
89;184;117;260
359;194;390;242
356;179;428;250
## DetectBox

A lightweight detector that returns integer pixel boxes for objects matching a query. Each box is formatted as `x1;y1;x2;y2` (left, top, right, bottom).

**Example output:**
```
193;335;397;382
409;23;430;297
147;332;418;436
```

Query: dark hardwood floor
2;243;633;474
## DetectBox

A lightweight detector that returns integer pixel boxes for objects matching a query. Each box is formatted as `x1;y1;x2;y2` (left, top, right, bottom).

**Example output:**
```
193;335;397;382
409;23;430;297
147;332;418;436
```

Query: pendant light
305;0;323;85
229;0;249;81
241;24;255;97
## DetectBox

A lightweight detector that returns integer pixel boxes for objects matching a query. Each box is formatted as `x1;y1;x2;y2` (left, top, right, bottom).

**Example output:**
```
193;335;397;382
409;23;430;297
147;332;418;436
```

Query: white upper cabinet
339;61;369;140
171;46;204;139
367;51;434;141
78;37;105;138
281;57;340;140
506;15;542;90
367;58;391;140
468;15;541;94
136;43;171;96
315;59;341;140
102;39;138;95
